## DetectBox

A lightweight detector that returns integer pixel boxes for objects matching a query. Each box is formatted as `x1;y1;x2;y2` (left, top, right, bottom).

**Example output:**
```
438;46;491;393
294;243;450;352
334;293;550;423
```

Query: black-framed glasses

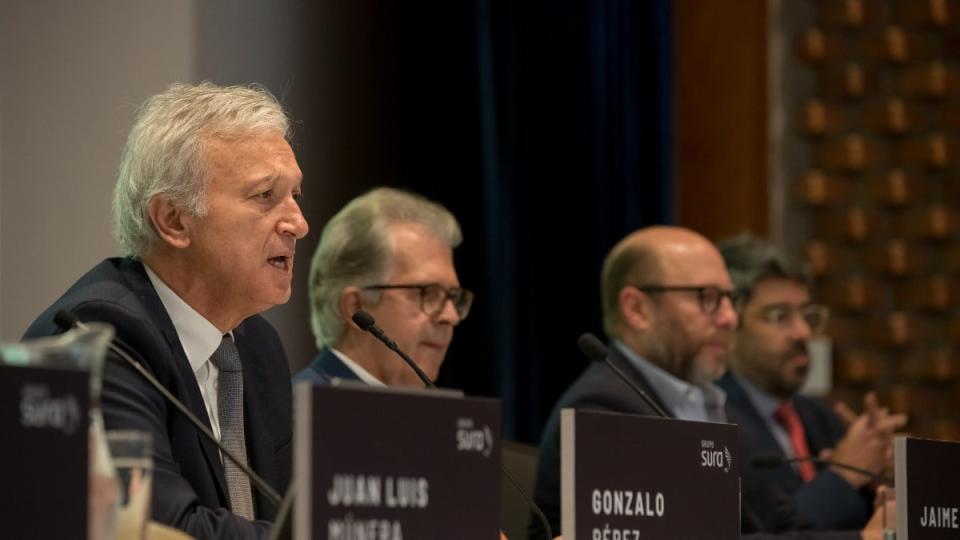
757;304;830;334
633;285;743;314
363;283;474;320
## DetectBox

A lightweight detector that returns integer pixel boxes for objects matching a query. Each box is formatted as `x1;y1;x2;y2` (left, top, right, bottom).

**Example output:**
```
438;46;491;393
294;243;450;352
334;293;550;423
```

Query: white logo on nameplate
455;417;493;457
19;384;81;435
700;440;732;473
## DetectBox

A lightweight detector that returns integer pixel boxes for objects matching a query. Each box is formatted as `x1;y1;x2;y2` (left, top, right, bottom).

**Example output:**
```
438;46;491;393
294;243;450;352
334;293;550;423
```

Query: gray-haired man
25;82;307;538
294;187;473;387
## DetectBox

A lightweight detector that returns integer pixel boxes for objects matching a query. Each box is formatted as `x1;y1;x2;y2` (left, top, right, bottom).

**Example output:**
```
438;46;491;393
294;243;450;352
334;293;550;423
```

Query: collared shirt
731;371;796;458
144;264;226;443
330;348;387;387
612;340;727;423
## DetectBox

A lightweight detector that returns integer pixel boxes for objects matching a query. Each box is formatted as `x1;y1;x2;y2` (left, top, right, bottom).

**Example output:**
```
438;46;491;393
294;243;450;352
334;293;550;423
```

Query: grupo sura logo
700;439;733;473
455;417;493;457
20;384;81;435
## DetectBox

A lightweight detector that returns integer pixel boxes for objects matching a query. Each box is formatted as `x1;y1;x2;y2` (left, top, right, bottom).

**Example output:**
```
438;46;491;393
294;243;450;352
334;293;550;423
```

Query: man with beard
717;234;906;530
293;187;472;387
530;226;894;540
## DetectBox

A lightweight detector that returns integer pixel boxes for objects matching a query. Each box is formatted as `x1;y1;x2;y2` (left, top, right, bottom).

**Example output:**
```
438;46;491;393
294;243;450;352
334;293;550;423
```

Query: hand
835;393;908;436
831;393;907;488
860;485;895;540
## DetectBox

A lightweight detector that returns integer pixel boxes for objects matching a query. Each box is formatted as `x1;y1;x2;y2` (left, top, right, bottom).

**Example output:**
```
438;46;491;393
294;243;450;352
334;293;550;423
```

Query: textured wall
775;0;960;439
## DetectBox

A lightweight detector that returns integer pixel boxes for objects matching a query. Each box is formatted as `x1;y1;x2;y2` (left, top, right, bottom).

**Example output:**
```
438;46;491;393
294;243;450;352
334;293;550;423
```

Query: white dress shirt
144;264;226;443
613;340;727;423
330;348;387;387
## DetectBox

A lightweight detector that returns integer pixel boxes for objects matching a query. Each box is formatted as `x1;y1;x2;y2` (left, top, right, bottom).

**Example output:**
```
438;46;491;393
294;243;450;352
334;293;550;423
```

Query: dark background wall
2;0;771;444
287;0;678;441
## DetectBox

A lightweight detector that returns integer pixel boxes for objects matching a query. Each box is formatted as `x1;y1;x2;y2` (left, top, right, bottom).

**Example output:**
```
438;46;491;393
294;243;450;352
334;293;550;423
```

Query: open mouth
789;354;810;366
705;341;730;352
267;256;290;270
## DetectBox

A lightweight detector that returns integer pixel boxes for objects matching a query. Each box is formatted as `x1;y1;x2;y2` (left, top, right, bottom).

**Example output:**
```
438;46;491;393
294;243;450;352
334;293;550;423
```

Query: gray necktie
211;335;255;520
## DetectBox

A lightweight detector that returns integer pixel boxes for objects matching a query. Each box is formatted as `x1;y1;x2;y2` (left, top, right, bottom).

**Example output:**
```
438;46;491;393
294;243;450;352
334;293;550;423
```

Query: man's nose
435;296;461;326
279;198;309;239
790;313;813;340
714;296;738;329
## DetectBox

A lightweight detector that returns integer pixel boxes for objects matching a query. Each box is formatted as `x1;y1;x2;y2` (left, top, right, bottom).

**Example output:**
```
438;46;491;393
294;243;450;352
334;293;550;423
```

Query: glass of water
106;430;153;540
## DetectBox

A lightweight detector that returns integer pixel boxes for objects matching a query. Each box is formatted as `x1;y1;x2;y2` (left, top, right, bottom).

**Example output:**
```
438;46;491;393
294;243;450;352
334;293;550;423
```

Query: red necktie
774;401;816;483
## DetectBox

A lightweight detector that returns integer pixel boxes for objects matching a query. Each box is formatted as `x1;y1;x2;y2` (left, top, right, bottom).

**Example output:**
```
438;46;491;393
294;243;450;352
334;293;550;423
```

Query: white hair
112;81;291;256
309;187;462;348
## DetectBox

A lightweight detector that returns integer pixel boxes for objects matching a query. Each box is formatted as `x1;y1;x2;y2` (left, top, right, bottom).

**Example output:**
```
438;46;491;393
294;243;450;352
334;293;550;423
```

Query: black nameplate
895;436;960;538
0;364;89;538
294;384;501;539
561;409;740;540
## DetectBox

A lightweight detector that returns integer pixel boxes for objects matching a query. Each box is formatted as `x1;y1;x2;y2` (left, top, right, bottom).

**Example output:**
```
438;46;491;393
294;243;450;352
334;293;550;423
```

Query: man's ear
147;195;192;249
619;286;654;332
339;286;365;330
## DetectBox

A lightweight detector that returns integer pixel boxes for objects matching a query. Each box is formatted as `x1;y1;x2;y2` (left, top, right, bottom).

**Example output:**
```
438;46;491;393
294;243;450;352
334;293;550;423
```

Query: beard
767;339;810;397
645;327;723;386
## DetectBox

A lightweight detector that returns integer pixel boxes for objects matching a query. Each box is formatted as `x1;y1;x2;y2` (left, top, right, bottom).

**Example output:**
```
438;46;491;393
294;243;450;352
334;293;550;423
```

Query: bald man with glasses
531;225;742;538
294;187;472;387
717;234;906;531
530;226;895;540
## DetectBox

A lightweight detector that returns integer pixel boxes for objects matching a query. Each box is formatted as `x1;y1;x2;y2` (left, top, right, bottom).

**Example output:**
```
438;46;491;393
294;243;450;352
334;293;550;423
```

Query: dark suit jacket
529;344;859;540
292;347;362;385
717;371;871;529
23;258;292;539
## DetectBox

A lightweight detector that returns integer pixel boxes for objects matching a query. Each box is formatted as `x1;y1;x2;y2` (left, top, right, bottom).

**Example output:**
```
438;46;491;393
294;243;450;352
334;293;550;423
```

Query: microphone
351;309;435;388
352;308;553;540
750;453;889;484
577;333;670;418
55;310;284;508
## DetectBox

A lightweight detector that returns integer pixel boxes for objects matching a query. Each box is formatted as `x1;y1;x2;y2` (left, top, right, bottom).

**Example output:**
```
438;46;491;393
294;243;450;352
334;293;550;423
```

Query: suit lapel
793;397;832;455
606;345;673;418
234;322;282;517
719;372;804;490
720;373;784;452
120;259;230;503
314;348;363;383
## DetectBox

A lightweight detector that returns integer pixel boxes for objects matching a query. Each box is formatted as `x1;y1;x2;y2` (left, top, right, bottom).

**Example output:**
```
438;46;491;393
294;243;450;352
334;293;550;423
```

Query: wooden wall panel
674;0;769;240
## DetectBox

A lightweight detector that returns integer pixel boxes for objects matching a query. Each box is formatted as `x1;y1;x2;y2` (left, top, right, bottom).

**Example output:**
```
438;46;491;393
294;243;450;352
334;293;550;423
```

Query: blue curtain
320;0;675;442
459;0;674;441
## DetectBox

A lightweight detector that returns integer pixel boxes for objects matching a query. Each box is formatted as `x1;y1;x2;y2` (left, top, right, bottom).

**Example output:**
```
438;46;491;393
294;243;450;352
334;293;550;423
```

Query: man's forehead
749;277;811;305
386;223;454;270
654;242;731;286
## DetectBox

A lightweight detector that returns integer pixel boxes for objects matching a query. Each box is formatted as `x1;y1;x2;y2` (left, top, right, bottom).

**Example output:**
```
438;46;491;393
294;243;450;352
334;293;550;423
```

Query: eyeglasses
633;285;743;314
757;304;829;334
363;283;474;320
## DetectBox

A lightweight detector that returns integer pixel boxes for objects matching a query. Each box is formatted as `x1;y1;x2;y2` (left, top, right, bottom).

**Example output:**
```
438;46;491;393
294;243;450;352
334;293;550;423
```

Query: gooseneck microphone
352;308;553;540
54;310;284;508
351;309;435;388
751;453;889;484
577;333;671;418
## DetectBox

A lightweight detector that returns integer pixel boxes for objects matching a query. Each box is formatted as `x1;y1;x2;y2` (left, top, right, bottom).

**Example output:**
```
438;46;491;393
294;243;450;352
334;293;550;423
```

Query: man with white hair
294;187;472;387
25;82;308;538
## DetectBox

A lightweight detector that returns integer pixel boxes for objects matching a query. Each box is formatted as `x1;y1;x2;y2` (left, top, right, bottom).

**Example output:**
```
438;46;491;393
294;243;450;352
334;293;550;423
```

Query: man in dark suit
717;234;906;530
24;82;308;539
293;187;473;387
530;226;893;540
